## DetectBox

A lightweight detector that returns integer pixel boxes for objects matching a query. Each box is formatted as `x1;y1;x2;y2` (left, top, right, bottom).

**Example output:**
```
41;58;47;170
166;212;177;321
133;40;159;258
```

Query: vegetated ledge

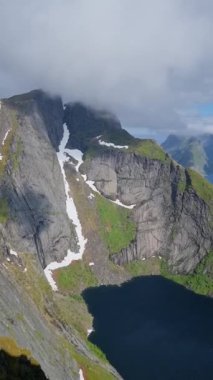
0;336;48;380
128;138;171;162
96;195;136;255
84;136;171;163
160;251;213;296
187;168;213;207
123;253;213;297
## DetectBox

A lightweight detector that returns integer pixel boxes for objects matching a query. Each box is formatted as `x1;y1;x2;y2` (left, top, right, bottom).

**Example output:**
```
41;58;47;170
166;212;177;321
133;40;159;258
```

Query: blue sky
197;104;213;117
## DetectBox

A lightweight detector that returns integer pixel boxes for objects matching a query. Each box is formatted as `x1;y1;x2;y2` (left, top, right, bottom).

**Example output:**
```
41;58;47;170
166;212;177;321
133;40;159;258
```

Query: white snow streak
2;130;11;146
0;129;11;160
65;148;83;172
98;138;128;150
10;249;18;257
81;174;87;181
81;173;101;194
112;199;136;209
44;124;87;291
88;193;95;200
79;369;85;380
67;144;135;209
89;262;95;266
87;327;94;337
86;179;101;194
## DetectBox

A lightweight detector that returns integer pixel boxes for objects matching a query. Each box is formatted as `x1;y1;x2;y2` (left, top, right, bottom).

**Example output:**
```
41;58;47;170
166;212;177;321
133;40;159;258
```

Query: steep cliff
65;103;213;274
0;91;121;380
0;90;78;268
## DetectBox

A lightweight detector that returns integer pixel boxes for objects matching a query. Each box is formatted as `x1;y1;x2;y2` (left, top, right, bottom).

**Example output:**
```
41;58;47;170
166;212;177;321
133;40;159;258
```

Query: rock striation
0;90;78;268
65;104;213;274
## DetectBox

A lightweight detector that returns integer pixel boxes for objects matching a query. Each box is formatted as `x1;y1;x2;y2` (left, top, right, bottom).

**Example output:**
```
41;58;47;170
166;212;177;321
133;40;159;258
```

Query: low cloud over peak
1;0;213;136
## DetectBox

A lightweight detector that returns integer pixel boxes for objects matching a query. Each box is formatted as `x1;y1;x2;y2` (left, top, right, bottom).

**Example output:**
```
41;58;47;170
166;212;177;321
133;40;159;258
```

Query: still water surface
83;276;213;380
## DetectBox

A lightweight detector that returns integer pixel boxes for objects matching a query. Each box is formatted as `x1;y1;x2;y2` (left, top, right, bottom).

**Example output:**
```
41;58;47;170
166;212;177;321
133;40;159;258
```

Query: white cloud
1;0;213;135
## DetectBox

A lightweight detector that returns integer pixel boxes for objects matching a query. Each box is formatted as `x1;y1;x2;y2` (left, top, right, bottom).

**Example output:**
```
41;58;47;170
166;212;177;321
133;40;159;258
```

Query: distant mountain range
162;134;213;183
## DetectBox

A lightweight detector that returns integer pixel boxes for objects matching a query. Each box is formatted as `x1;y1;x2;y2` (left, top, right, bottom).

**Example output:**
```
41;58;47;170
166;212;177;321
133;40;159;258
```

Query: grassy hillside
128;139;170;162
4;253;116;380
55;261;98;295
187;168;213;208
96;196;136;254
161;251;213;296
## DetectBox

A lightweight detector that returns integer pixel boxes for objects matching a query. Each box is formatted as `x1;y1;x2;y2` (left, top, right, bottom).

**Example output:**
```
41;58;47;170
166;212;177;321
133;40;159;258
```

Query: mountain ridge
0;89;212;379
162;133;213;182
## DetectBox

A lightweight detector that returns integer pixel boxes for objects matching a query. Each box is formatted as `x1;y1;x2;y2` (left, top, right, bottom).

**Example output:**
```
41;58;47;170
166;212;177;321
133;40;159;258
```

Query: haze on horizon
1;0;213;138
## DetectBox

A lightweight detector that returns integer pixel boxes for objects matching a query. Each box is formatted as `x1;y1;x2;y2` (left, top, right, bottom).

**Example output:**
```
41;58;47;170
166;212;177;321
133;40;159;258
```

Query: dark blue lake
83;276;213;380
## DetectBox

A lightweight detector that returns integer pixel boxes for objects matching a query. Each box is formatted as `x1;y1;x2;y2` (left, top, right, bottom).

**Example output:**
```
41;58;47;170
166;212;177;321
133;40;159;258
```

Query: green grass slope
161;251;213;296
97;195;136;254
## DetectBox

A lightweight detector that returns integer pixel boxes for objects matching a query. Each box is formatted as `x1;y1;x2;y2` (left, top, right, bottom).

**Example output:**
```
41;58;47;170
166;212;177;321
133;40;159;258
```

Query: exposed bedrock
0;90;78;267
82;150;212;273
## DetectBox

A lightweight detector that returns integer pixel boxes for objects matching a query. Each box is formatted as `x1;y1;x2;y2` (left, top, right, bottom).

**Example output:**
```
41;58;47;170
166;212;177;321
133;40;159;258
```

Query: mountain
162;134;213;182
0;90;212;379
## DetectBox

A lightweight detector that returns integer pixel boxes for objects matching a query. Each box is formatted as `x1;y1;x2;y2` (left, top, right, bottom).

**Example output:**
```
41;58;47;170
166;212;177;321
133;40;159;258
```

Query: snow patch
86;180;100;194
87;327;94;337
82;170;135;209
88;193;95;200
44;124;87;291
98;138;128;150
142;258;146;261
65;148;83;172
81;172;100;194
2;130;11;146
112;199;136;209
24;268;27;273
44;250;84;291
79;369;85;380
76;178;80;182
0;129;11;160
10;249;18;257
89;262;95;266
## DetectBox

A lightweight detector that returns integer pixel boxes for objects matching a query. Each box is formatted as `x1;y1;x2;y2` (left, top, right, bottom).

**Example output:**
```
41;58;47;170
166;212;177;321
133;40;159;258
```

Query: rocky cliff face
82;150;212;273
0;264;79;380
65;104;213;274
0;90;78;268
0;91;121;380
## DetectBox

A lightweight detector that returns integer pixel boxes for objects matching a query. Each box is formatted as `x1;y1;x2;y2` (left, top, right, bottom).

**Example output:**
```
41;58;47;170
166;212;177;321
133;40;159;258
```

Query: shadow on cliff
83;276;213;380
9;187;53;230
4;186;54;267
0;349;48;380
